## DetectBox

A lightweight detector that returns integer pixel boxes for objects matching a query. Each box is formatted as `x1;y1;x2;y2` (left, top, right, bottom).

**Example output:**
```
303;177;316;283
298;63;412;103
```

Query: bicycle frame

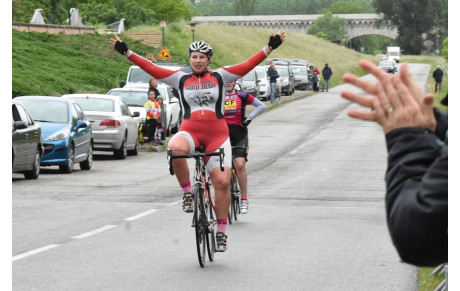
167;146;224;267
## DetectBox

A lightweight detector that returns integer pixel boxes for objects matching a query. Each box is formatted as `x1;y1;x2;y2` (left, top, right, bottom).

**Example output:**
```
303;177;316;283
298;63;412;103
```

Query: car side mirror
13;121;27;131
120;80;126;88
76;120;88;129
132;111;140;117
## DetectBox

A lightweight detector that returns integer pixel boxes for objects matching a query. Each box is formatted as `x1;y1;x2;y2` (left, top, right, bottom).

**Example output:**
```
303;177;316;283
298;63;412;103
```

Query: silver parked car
238;69;260;98
61;94;140;159
107;84;181;139
254;66;271;101
291;65;309;90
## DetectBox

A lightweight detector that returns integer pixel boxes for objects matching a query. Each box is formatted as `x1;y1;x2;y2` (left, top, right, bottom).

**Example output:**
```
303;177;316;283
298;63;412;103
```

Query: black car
12;100;43;179
378;59;398;74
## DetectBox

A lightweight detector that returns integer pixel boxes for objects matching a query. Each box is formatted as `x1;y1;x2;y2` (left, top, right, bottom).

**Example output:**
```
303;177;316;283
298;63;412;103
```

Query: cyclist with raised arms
224;80;266;214
110;31;285;252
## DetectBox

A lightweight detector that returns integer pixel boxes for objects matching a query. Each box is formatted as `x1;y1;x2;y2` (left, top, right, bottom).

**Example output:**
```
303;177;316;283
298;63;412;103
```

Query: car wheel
171;118;180;135
80;142;93;170
59;145;74;174
114;134;127;159
127;138;139;156
24;149;41;179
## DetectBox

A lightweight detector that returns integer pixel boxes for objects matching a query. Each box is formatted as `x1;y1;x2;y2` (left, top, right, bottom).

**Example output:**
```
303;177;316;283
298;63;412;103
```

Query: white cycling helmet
188;40;213;58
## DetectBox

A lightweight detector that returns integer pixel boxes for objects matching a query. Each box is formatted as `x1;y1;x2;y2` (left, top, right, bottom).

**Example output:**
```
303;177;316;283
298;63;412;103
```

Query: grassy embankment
13;22;376;97
13;22;447;110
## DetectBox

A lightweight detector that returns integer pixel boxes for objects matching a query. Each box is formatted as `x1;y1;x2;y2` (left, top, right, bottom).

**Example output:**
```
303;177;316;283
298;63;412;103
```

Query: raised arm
109;34;184;86
220;31;285;83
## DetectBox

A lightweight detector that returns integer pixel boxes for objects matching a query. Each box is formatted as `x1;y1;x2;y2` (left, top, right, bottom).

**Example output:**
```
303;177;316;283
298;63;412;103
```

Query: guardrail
12;22;95;35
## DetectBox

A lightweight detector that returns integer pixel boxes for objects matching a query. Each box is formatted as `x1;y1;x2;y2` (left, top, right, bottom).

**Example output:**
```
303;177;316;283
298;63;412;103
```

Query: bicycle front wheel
194;186;207;268
204;181;216;262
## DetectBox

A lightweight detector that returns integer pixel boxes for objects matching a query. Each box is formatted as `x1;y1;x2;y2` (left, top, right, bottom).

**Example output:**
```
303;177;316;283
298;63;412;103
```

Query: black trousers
146;118;157;142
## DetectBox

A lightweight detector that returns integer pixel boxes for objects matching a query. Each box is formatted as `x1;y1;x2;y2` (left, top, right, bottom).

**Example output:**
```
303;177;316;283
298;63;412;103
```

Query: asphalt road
12;64;431;290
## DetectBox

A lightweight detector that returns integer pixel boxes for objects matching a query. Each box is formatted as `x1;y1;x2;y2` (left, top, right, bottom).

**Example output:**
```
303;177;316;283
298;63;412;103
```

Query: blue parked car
14;96;93;173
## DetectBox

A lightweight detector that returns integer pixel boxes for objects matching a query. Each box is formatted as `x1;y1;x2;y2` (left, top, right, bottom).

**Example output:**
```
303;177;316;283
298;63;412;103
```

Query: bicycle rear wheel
230;168;241;221
194;186;207;267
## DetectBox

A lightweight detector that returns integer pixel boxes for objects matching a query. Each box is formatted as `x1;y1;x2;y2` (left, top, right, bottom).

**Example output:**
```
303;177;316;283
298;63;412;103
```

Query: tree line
12;0;448;55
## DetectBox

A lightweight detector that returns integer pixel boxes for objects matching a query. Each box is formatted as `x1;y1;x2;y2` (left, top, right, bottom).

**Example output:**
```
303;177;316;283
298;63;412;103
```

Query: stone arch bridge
190;14;397;39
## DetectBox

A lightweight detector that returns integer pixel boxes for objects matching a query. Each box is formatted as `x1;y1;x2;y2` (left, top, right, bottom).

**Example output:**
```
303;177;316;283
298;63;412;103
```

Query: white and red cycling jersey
126;49;269;169
127;50;267;121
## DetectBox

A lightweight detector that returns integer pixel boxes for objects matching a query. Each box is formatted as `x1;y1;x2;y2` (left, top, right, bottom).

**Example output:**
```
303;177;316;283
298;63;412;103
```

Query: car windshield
73;98;115;112
108;88;169;106
242;72;255;81
255;68;265;80
277;67;289;76
379;61;393;66
292;67;307;75
128;67;165;85
20;100;68;123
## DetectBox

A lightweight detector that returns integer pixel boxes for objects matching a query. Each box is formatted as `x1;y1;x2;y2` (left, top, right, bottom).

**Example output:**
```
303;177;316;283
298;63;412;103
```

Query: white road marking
13;202;181;261
164;200;181;207
71;225;117;239
13;244;60;262
125;209;158;221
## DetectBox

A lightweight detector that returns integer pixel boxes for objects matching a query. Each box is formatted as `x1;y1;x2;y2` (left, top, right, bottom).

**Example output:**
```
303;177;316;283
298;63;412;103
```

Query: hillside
13;22;379;97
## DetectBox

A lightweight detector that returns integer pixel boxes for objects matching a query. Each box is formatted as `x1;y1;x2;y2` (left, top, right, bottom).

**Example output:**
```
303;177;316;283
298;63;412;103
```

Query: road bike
228;145;246;224
167;146;224;267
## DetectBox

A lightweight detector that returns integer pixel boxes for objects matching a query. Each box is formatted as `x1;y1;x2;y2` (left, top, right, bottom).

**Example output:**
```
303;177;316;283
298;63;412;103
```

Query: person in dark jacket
340;60;447;267
432;65;444;93
267;61;279;103
321;63;332;92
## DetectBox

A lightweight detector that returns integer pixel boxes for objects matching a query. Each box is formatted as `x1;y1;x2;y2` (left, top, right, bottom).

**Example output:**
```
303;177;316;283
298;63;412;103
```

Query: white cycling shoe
241;201;249;214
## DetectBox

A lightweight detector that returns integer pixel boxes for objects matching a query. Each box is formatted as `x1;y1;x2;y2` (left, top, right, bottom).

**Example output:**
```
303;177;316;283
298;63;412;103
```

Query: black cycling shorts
228;125;249;161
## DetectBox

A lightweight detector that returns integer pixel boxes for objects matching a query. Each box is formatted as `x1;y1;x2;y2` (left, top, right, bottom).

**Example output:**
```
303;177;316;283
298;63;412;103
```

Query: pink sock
217;218;227;233
180;181;192;193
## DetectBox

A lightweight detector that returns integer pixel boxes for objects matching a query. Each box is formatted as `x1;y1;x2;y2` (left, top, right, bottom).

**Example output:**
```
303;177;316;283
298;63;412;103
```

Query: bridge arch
191;14;397;39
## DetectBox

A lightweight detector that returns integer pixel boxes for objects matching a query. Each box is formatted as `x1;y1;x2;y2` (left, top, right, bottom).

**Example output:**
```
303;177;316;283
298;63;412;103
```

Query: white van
121;64;192;88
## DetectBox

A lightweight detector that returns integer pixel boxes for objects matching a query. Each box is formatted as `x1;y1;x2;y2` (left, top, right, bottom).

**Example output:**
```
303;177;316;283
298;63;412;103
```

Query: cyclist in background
224;81;265;214
110;31;285;252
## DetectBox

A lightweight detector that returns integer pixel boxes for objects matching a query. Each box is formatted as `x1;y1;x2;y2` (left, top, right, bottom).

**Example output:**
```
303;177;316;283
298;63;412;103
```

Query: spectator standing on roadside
341;60;447;267
308;65;314;90
432;65;444;93
267;61;279;103
148;77;161;97
314;66;321;92
154;96;166;145
321;63;332;92
312;66;320;92
144;89;160;145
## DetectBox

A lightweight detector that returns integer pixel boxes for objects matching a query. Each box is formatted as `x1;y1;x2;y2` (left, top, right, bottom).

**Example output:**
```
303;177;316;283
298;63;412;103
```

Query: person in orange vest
144;89;161;145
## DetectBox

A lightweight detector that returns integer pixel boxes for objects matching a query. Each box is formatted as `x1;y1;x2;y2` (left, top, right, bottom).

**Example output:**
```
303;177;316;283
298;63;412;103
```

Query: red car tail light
100;119;121;127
